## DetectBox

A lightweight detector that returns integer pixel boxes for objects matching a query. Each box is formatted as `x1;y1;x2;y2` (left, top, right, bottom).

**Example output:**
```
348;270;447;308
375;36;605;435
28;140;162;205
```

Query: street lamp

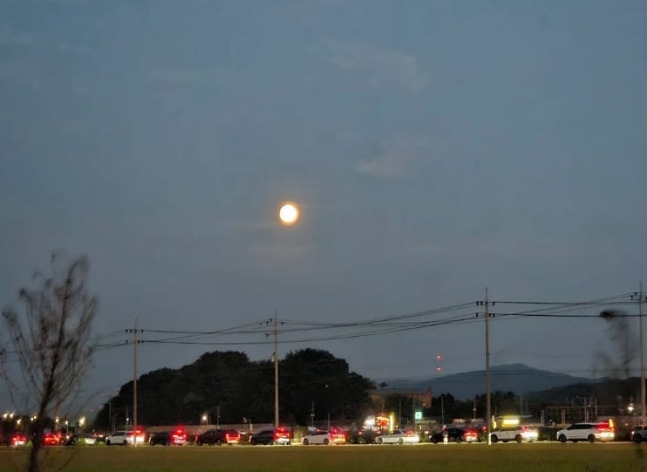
325;384;331;430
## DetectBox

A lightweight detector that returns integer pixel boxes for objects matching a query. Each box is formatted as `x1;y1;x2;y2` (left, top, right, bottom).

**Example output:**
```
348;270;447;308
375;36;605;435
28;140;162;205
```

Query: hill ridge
383;363;597;400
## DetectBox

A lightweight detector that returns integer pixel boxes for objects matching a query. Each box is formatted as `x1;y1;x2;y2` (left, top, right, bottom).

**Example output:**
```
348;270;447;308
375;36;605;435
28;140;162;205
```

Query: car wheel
635;435;643;444
558;435;566;443
249;439;256;446
324;439;329;445
456;437;462;444
122;440;128;446
515;435;522;444
491;435;498;443
588;435;595;443
303;439;309;445
398;438;403;445
106;440;111;446
431;437;439;444
216;439;222;446
376;438;383;444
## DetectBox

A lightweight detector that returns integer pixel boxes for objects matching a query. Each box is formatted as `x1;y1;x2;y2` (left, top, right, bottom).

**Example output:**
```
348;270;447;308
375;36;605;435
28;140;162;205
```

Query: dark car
249;427;291;445
347;429;378;444
64;434;79;446
6;432;27;447
195;429;241;446
430;426;479;444
149;429;187;446
632;426;647;443
42;432;63;446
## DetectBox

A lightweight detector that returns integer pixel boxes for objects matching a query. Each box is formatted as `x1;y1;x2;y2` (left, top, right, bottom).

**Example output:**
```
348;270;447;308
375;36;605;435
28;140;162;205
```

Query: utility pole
273;310;280;428
477;289;493;445
127;320;142;446
485;288;491;446
134;318;138;443
412;397;416;429
635;282;646;426
441;396;444;425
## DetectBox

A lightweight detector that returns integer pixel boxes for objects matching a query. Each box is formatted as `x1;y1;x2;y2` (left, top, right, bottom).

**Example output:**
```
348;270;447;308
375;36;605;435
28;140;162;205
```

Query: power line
86;291;636;351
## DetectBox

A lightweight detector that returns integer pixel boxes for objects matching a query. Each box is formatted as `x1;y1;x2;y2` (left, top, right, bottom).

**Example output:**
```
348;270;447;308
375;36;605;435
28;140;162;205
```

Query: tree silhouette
1;253;98;472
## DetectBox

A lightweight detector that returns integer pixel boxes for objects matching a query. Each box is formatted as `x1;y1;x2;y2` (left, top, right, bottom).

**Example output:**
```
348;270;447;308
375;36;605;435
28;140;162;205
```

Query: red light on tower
435;354;443;373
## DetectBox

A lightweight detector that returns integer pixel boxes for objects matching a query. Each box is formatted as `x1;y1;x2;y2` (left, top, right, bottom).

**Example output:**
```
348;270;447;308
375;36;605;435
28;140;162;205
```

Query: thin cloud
0;26;33;46
147;66;237;85
56;41;91;53
0;63;24;79
356;136;433;177
324;39;426;92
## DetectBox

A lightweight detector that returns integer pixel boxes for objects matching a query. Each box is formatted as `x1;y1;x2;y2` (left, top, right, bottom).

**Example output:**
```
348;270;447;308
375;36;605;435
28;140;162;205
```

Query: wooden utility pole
485;288;492;446
127;320;142;445
639;282;645;426
133;319;138;446
273;310;280;428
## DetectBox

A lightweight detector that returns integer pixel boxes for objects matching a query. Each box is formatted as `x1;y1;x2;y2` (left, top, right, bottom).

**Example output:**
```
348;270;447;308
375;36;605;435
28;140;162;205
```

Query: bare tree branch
1;253;98;472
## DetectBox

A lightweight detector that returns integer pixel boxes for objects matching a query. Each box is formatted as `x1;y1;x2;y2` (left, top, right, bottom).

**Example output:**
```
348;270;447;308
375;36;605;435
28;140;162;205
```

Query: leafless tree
1;253;98;472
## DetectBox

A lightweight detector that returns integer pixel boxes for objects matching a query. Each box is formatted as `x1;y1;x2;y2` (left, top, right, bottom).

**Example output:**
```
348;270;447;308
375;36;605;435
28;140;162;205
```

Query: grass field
1;443;646;472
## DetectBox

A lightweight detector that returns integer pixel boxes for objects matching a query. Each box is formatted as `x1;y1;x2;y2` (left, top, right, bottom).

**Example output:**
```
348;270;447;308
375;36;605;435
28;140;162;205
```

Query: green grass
1;443;646;472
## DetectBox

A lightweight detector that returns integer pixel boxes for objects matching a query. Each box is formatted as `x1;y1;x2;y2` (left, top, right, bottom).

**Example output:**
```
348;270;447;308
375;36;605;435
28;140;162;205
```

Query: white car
375;429;420;445
302;430;346;445
490;426;539;443
105;430;145;446
556;422;615;443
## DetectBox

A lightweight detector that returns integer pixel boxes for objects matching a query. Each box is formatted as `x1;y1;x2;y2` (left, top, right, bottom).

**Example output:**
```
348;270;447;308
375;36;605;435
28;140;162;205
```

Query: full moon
279;203;299;225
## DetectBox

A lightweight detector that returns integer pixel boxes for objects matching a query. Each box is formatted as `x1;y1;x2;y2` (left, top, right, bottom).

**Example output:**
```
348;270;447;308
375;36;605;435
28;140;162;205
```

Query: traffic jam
3;415;630;448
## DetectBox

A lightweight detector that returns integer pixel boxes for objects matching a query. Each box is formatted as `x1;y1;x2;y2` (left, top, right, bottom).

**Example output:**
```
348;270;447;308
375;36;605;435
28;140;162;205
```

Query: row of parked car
99;423;612;447
3;431;93;447
103;427;294;447
11;419;637;448
428;422;617;444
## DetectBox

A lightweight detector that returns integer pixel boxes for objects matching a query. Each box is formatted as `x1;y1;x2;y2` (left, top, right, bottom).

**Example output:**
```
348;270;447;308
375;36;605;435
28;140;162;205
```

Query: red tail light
275;428;290;440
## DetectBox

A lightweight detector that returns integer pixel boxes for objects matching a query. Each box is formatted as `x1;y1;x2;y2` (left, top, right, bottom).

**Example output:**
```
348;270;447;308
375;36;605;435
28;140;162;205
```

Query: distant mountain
385;364;598;400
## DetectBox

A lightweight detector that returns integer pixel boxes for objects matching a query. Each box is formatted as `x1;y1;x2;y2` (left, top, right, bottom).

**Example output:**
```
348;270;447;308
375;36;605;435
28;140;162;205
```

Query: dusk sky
1;0;646;413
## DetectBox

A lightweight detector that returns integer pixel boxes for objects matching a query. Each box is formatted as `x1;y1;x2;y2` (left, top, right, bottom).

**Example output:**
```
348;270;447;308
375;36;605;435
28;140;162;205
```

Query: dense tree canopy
94;349;375;429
